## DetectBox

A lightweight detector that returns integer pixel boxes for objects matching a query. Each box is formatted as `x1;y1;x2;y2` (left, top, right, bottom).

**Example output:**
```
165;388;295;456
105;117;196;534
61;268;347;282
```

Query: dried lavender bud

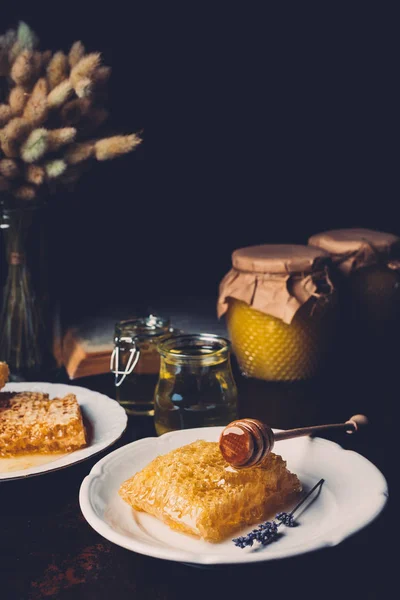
256;521;279;546
233;521;279;548
232;479;325;549
232;536;248;549
276;512;296;527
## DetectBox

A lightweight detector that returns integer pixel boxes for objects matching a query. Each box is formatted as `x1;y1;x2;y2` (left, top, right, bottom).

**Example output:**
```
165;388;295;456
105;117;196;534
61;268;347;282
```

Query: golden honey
119;440;301;542
227;298;334;381
218;244;336;382
154;335;238;435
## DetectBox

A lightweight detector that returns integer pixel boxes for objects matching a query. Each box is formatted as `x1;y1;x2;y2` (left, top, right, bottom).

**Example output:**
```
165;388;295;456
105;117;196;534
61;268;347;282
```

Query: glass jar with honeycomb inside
217;245;337;382
308;228;400;376
154;334;238;435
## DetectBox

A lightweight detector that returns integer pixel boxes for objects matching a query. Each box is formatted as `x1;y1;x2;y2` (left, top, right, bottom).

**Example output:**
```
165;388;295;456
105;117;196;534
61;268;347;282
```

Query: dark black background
0;8;396;596
2;3;398;321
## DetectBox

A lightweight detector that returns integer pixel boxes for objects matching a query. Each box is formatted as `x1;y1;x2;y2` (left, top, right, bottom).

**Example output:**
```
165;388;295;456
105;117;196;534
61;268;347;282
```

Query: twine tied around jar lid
217;244;335;325
308;228;400;275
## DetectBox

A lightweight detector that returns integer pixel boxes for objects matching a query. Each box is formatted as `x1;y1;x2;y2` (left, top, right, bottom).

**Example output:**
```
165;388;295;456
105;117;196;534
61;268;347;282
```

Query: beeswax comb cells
119;440;301;542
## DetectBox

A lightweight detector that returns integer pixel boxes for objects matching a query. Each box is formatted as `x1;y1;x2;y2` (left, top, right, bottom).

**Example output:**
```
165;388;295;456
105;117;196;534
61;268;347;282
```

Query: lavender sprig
276;512;296;527
233;478;325;549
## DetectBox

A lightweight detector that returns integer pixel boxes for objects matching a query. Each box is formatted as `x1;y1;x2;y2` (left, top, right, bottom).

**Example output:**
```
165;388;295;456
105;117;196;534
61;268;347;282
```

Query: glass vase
0;199;56;380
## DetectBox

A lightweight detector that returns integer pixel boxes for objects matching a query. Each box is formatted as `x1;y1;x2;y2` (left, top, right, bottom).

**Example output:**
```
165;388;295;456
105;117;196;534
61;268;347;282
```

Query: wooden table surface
1;367;393;600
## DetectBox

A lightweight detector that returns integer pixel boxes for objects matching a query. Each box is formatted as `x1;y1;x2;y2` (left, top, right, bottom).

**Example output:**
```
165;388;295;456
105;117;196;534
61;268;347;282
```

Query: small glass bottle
154;334;238;435
111;315;173;416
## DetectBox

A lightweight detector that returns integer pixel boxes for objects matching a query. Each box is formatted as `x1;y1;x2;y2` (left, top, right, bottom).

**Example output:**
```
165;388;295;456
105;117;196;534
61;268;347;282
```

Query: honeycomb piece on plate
0;392;87;456
0;362;9;390
119;440;301;542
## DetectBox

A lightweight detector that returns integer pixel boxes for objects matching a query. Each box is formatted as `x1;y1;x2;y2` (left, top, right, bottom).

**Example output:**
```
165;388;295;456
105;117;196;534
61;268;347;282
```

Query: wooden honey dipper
219;414;368;468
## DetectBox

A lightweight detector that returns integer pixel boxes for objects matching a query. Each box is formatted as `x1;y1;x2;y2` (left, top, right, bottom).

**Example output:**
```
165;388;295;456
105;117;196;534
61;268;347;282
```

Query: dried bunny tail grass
20;128;49;163
17;21;39;52
47;80;73;108
47;127;76;151
1;117;31;142
1;29;16;73
74;77;92;99
8;41;23;65
68;41;85;68
10;50;35;86
25;164;45;185
0;175;11;192
9;86;28;115
23;78;48;125
0;28;17;52
93;66;111;87
65;141;95;164
45;159;67;178
70;53;101;96
70;53;101;84
61;98;91;126
0;158;20;179
41;50;52;68
2;117;31;142
0;104;12;126
95;134;142;161
13;184;37;201
32;51;45;77
0;118;31;157
47;51;69;90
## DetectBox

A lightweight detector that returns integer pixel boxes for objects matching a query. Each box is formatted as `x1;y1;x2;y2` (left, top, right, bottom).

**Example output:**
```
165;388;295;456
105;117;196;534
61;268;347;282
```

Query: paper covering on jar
308;228;400;275
217;259;334;325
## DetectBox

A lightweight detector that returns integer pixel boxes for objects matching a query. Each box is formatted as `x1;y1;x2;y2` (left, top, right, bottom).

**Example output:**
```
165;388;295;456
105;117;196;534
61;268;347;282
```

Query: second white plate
1;382;127;481
79;426;388;566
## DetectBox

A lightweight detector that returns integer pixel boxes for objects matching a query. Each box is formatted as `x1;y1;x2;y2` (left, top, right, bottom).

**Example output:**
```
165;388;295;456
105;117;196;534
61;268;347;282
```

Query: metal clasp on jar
110;336;141;387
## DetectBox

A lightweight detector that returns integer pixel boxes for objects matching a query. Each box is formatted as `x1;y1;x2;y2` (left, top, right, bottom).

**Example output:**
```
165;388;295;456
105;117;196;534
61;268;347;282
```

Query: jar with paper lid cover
217;244;337;382
308;228;400;359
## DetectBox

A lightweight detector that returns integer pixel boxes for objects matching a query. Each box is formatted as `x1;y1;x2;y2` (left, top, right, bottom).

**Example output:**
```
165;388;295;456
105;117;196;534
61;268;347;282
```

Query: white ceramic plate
1;382;127;481
79;427;388;566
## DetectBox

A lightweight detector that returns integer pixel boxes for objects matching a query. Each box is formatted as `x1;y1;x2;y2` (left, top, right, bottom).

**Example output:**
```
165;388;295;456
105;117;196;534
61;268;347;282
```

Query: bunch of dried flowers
0;22;141;377
0;21;141;204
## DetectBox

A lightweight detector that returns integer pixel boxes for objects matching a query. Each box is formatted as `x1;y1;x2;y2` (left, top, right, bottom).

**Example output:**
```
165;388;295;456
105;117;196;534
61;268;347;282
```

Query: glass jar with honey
153;334;238;435
308;228;400;374
217;244;337;382
111;315;175;416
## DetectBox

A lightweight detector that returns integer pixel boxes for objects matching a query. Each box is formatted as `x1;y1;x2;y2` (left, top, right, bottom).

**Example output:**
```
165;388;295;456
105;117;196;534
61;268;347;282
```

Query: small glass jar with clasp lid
154;333;238;435
110;315;174;416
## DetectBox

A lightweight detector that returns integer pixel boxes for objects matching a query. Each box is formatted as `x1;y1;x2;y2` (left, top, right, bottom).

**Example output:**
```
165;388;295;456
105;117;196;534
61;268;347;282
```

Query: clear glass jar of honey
154;334;238;435
217;245;337;381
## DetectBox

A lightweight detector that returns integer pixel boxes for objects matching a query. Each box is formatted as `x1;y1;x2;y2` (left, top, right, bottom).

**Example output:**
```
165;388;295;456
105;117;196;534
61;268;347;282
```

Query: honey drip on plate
0;452;71;473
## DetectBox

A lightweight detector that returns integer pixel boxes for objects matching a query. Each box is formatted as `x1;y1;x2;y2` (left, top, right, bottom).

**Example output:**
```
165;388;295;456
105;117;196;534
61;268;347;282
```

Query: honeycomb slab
0;392;87;456
119;440;301;542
